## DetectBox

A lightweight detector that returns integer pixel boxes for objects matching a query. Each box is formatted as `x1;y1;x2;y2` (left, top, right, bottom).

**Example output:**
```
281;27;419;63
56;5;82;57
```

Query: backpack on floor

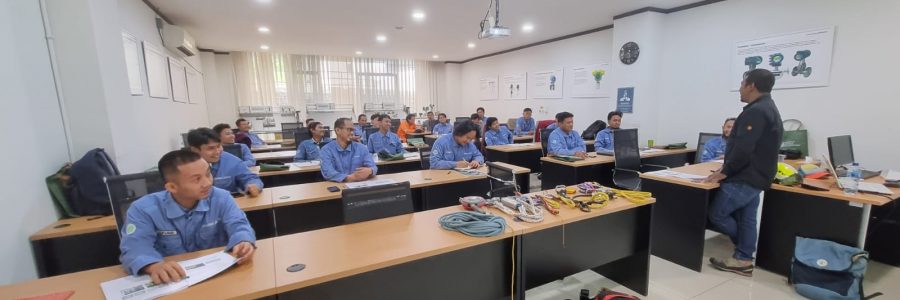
67;148;120;216
580;288;640;300
791;237;881;300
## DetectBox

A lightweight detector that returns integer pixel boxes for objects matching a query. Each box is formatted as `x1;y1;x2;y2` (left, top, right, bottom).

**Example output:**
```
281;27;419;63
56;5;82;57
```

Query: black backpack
68;148;120;216
581;120;607;140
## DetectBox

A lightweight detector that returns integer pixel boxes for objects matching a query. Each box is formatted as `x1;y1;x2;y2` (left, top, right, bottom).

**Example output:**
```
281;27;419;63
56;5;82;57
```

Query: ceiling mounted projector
478;0;511;39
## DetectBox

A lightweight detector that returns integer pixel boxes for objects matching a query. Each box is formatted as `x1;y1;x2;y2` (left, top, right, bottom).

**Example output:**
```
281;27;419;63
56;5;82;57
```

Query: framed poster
168;58;188;103
122;32;143;95
143;42;170;99
731;26;834;90
529;69;563;99
500;73;526;100
568;63;610;98
478;76;499;100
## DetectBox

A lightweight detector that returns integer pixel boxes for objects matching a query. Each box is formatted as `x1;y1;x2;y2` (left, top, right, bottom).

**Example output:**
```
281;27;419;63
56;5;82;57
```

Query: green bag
377;151;405;161
665;142;688;149
781;119;808;157
551;155;585;162
259;163;289;172
45;163;79;218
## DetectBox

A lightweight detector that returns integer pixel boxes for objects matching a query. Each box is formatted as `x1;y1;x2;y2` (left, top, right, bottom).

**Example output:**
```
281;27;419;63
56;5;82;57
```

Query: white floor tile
864;261;900;299
649;256;735;299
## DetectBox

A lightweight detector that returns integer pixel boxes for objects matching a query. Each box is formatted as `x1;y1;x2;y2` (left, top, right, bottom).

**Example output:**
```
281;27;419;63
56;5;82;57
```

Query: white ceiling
149;0;703;61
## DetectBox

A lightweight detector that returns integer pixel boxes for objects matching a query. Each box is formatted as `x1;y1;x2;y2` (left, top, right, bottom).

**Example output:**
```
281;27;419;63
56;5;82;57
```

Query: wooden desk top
540;148;695;167
250;154;423;177
502;188;656;234
640;162;720;190
251;144;294;153
253;150;297;161
486;142;541;152
0;239;278;300
235;189;274;212
513;135;534;142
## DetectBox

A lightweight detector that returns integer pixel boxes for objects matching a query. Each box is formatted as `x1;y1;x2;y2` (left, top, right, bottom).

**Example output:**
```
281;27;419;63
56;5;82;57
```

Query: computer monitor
828;135;854;167
222;144;243;158
341;181;414;224
487;162;517;197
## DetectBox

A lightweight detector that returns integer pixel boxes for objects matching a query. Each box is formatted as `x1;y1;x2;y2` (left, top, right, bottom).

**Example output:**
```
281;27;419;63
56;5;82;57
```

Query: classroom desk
513;134;534;143
252;145;425;163
486;142;543;173
250;144;294;152
250;153;424;187
540;148;695;190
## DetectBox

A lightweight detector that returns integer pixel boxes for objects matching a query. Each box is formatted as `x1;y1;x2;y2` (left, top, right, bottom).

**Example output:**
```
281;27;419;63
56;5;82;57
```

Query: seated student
320;118;378;182
305;118;315;127
236;118;264;146
476;107;487;122
397;113;420;142
294;121;331;162
515;108;536;135
212;123;255;168
547;112;587;158
367;115;406;155
432;113;453;135
353;114;369;144
470;113;484;139
430;121;485;169
484;117;513;146
187;128;263;196
702;118;736;162
594;111;623;152
119;150;256;284
424;111;438;131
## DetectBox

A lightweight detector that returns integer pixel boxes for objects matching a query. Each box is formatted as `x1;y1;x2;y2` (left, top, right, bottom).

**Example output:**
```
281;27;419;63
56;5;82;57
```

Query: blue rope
439;211;507;237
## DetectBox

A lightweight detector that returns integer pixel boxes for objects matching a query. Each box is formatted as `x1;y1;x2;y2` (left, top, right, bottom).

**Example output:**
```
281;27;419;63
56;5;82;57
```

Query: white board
168;58;188;103
186;66;204;104
122;32;143;96
143;42;170;99
567;63;610;98
500;73;526;100
528;69;563;99
478;76;499;100
731;26;835;90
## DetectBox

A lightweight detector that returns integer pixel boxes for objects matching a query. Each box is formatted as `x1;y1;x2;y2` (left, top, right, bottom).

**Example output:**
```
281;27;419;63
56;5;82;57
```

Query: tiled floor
524;173;899;299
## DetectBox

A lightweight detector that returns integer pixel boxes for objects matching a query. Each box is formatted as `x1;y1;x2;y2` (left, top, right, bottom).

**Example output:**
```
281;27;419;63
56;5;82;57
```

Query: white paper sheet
345;179;399;189
291;161;321;168
403;152;420;159
883;170;900;182
101;251;237;300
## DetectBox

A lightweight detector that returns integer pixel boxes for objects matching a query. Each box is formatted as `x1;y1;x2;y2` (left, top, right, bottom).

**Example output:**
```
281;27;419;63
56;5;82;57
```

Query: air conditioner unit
162;24;198;57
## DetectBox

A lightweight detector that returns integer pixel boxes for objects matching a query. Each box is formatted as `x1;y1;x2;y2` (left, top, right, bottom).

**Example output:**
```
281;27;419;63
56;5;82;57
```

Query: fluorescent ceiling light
467;42;476;49
522;24;534;33
260;45;270;50
258;26;270;33
412;11;426;21
376;35;387;42
355;51;363;55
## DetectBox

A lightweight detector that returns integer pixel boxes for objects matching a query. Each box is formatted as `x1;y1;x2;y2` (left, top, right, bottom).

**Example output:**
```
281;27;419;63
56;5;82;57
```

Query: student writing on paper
294;121;332;162
212;123;255;168
367;114;406;155
119;150;256;284
594;111;623;152
484;117;513;146
187;128;263;196
701;118;736;162
515;107;536;135
547;112;587;158
432;113;453;135
430;121;485;169
320;118;378;182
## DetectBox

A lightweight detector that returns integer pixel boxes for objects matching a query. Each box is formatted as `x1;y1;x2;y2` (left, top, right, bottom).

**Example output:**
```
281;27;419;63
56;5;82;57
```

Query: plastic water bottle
843;162;861;194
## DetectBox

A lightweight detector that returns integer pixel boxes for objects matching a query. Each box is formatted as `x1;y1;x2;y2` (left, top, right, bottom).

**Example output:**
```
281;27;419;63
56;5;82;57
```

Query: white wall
455;30;615;133
0;0;70;284
201;52;240;127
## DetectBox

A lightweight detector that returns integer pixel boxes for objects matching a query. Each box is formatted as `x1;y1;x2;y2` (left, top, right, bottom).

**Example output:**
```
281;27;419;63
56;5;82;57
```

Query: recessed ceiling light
258;26;270;33
376;35;387;42
432;54;439;59
522;23;534;33
467;42;476;49
355;51;363;55
412;11;426;21
256;0;272;4
260;45;270;50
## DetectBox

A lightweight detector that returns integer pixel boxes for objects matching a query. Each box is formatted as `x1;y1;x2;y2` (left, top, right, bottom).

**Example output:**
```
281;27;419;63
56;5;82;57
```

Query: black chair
341;182;414;224
223;143;243;158
293;128;312;145
695;132;722;163
390;119;401;133
455;117;470;123
104;171;166;235
282;122;303;142
365;127;380;142
540;128;554;156
612;129;668;190
418;147;431;170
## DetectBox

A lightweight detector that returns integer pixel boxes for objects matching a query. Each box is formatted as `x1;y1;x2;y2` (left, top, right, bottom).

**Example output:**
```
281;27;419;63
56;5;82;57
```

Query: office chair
222;144;243;158
455;117;470;123
281;122;303;142
534;120;555;143
104;171;166;235
418;147;431;170
695;132;722;163
390;119;401;133
294;128;312;145
540;128;554;157
364;127;380;142
341;182;414;224
612;129;668;190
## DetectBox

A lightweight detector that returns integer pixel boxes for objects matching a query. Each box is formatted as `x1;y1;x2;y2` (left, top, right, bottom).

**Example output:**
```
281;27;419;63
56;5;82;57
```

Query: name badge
158;230;178;236
202;220;219;228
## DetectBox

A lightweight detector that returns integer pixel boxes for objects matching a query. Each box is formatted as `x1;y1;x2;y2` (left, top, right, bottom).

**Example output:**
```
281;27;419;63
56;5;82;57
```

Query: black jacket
722;94;783;190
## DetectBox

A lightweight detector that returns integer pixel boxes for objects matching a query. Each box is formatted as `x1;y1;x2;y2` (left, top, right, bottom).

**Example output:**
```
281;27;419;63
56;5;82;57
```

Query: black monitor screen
828;135;854;167
487;162;516;197
341;182;413;224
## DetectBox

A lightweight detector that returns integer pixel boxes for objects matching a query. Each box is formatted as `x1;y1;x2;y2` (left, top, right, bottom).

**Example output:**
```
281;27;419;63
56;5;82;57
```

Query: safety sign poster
731;26;834;90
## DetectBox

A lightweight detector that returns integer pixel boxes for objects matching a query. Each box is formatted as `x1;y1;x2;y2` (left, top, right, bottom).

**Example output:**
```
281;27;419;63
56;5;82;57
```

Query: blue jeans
709;182;762;261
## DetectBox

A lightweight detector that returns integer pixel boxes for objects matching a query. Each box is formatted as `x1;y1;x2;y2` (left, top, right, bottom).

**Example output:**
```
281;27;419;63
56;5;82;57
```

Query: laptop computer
822;154;893;195
828;135;880;179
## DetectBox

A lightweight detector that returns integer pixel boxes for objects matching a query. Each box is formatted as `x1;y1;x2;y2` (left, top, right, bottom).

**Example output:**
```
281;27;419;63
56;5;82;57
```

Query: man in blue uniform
547;112;587;158
701;118;736;162
432;113;453;135
119;150;256;284
515;108;536;135
236;118;264;146
484;117;513;146
294;121;332;162
320;118;378;182
188;128;263;196
367;115;406;155
353;114;369;144
594;111;622;152
212;123;255;167
430;121;484;169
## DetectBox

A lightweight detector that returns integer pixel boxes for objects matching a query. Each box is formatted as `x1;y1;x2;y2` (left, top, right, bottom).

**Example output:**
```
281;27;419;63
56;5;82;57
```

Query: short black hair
476;107;485;113
305;118;315;125
158;149;202;182
555;112;573;123
742;69;775;93
370;113;380;120
453;120;479;137
187;127;221;148
470;113;481;120
334;117;351;129
724;117;737;125
308;121;322;131
235;118;248;127
523;108;532;113
427;111;434;115
379;114;391;121
358;114;366;121
212;123;231;135
406;113;416;122
438;113;447;118
485;117;499;128
607;111;623;121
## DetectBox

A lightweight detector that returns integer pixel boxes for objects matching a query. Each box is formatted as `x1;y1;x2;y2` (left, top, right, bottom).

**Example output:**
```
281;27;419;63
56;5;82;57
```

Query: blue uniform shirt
485;126;513;146
353;125;368;144
119;188;256;276
547;128;586;156
432;122;453;135
210;152;264;193
367;131;406;155
247;132;264;146
237;143;255;168
594;128;615;152
515;117;535;135
546;123;558;130
293;137;332;162
701;136;727;162
430;134;485;169
320;141;378;182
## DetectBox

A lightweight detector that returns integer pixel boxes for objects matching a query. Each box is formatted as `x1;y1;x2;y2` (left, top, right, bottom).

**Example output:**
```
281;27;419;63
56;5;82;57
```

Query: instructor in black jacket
705;69;783;276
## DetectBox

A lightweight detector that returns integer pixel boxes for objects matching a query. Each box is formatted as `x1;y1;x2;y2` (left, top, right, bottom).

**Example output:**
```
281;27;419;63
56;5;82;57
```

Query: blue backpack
791;237;881;300
68;148;120;216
